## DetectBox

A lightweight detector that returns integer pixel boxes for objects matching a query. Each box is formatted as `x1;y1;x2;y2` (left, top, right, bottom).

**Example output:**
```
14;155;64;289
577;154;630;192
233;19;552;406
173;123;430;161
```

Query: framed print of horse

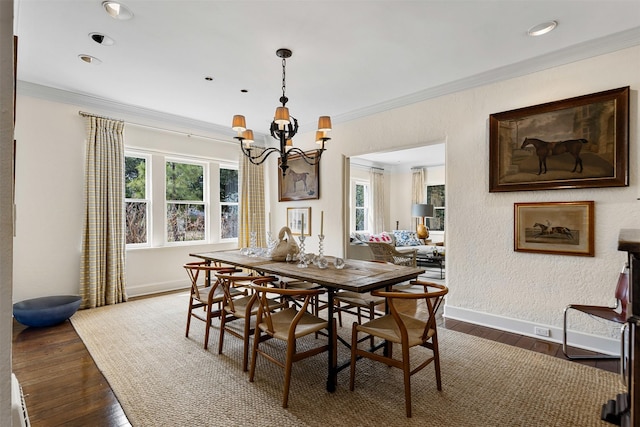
489;86;629;192
278;151;320;202
514;201;594;257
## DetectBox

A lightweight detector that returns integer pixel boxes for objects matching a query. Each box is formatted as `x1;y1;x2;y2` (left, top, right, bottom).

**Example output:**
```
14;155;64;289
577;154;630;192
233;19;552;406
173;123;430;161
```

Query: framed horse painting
278;151;320;201
489;87;629;192
514;201;594;257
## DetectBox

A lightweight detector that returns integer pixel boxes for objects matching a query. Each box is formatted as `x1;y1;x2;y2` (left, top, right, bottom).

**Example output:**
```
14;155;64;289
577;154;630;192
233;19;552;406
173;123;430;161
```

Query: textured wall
321;46;640;342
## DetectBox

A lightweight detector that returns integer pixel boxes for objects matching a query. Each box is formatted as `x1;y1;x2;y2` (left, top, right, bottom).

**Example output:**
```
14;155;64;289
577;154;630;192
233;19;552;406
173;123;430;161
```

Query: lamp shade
274;107;290;125
317;116;332;132
241;129;254;143
412;204;434;218
232;115;246;132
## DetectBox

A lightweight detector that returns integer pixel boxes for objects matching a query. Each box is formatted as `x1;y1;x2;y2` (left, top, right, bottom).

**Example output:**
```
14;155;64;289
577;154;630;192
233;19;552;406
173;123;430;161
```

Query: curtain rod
78;110;124;123
350;162;385;171
78;110;235;145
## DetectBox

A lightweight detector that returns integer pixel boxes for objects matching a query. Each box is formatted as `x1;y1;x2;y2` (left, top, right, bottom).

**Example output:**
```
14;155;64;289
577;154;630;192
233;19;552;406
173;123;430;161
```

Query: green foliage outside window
125;156;147;244
166;161;205;242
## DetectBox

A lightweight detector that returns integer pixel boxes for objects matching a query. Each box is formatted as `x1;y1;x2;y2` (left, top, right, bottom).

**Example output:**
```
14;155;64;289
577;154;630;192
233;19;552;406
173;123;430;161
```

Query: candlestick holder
297;235;308;268
266;231;277;257
316;234;328;269
249;231;258;257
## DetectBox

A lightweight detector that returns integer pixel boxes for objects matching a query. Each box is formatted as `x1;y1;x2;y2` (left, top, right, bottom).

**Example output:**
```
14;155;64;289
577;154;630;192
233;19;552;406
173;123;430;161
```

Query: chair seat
197;284;242;303
567;304;626;323
357;312;435;346
223;296;283;318
257;307;328;340
335;291;385;307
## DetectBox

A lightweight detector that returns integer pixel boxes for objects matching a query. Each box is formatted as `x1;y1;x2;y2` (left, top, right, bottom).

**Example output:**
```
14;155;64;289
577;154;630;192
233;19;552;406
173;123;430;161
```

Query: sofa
348;230;445;261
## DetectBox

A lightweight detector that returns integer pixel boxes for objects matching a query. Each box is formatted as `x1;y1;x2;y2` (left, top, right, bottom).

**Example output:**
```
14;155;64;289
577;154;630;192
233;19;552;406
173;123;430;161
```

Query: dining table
189;250;425;392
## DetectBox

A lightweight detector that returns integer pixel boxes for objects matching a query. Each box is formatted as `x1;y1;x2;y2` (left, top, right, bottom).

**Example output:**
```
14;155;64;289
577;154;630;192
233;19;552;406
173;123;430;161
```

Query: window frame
124;151;151;248
164;157;209;246
219;164;239;241
351;179;371;232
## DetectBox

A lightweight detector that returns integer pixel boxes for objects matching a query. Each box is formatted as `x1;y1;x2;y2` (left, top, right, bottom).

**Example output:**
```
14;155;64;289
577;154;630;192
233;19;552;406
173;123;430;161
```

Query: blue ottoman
13;295;82;327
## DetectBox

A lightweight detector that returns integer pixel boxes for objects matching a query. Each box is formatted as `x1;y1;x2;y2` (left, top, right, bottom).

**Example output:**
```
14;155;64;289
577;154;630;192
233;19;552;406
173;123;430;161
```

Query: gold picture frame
514;201;594;257
287;207;311;236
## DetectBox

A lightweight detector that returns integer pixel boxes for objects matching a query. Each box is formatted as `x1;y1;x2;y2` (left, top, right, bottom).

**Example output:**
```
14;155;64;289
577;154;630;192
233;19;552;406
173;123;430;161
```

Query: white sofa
348;231;444;261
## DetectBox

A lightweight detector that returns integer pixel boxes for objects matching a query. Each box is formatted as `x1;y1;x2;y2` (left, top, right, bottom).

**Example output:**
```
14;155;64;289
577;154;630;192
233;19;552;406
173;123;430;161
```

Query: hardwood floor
12;301;620;427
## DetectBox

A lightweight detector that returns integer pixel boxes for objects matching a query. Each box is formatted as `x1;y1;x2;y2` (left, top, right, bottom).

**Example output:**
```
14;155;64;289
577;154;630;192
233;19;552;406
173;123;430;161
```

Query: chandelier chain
281;58;287;103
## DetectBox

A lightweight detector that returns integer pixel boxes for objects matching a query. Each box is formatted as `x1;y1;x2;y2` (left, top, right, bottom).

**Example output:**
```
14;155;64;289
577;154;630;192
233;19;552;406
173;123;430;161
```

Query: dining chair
183;261;243;350
562;263;629;360
216;273;285;371
349;280;448;418
335;260;389;344
249;283;335;408
366;241;417;267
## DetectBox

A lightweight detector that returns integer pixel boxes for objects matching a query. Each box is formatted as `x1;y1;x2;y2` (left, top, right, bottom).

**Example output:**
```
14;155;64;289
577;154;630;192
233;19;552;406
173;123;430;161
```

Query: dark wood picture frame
278;152;320;202
489;87;629;192
514;201;594;257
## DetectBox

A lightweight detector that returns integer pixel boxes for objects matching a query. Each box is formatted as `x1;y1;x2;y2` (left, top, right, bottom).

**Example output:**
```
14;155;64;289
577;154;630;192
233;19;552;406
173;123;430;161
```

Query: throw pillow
368;232;393;243
393;230;421;246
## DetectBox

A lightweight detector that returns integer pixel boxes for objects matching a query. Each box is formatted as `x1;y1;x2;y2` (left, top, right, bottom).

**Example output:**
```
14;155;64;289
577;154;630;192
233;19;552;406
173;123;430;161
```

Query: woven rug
71;292;624;427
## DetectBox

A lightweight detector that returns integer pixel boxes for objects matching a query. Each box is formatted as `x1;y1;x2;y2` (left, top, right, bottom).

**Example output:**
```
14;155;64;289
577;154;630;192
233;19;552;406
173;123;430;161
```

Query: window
426;184;445;231
125;154;149;245
166;160;206;242
219;167;238;239
353;181;370;231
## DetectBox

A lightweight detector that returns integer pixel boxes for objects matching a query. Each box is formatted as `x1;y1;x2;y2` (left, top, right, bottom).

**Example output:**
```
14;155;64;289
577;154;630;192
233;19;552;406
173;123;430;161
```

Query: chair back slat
616;265;630;317
372;281;448;342
251;284;324;335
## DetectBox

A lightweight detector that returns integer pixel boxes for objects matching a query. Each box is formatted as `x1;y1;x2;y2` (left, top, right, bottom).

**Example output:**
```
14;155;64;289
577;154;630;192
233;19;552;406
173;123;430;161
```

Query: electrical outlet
534;327;550;337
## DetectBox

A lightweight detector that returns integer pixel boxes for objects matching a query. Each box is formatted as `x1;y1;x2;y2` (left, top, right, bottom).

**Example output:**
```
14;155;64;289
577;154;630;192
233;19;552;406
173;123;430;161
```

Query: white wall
11;45;640;355
321;46;640;353
12;97;241;301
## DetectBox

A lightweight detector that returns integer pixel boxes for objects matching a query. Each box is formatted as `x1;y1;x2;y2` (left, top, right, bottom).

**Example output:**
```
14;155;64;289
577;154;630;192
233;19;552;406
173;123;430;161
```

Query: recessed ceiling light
78;54;102;65
102;1;133;20
89;32;115;46
527;20;558;37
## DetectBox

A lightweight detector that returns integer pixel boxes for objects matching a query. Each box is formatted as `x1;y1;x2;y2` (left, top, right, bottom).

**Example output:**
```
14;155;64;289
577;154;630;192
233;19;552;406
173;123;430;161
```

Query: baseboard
444;305;620;356
126;280;189;298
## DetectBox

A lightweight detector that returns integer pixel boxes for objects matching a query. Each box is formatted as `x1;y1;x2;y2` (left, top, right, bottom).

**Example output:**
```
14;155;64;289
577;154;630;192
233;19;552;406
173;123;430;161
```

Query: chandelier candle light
232;48;332;176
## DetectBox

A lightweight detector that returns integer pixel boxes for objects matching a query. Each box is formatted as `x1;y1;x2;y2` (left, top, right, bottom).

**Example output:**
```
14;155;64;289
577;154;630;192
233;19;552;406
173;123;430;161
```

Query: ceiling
14;0;640;143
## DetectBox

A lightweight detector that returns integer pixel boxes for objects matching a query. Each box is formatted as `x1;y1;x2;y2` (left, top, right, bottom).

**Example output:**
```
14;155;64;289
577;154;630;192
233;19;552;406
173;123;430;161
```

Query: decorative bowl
13;295;82;327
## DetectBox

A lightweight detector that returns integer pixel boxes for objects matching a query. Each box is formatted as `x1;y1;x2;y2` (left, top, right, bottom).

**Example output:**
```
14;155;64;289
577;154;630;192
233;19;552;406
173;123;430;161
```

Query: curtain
411;167;425;204
370;169;385;233
411;168;425;230
238;149;266;248
80;115;127;309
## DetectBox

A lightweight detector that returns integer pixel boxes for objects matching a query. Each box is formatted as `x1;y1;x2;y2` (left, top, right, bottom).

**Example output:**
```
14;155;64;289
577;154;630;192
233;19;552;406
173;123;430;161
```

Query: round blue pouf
13;295;82;327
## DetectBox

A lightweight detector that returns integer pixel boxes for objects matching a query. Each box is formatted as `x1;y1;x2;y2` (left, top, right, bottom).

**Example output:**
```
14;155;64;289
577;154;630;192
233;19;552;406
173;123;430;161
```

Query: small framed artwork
514;201;594;257
287;207;311;236
489;86;629;192
278;152;320;202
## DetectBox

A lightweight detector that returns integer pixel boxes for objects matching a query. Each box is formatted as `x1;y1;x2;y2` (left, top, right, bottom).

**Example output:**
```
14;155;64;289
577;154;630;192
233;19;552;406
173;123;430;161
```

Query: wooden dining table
189;250;425;392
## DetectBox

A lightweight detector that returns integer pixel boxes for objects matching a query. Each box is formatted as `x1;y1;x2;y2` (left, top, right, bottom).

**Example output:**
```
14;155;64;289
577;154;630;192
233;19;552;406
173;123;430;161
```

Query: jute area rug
71;292;624;427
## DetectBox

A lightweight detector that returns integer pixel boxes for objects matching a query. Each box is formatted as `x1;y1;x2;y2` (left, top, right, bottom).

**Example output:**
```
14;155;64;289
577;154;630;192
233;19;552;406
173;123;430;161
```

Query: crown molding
17;26;640;131
334;27;640;124
16;81;272;140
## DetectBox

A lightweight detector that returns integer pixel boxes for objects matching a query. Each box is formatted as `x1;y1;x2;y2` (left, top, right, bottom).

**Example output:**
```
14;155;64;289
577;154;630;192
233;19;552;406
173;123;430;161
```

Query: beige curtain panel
370;169;385;234
238;149;266;248
80;114;128;309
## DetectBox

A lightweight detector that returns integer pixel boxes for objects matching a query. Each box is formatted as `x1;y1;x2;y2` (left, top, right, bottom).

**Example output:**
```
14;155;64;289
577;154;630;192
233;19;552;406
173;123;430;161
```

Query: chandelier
231;48;332;176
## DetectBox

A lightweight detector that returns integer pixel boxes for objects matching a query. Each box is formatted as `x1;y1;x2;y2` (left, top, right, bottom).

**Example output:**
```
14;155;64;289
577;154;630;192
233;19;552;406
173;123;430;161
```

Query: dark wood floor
12;301;620;427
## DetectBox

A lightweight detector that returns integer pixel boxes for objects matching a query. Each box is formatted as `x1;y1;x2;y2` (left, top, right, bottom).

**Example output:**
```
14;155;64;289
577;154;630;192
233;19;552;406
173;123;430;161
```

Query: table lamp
412;203;434;239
